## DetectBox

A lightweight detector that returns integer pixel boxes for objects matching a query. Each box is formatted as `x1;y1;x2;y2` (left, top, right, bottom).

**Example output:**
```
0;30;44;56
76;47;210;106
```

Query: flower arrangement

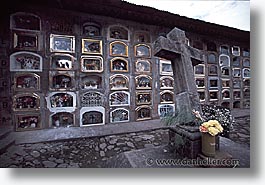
199;120;224;136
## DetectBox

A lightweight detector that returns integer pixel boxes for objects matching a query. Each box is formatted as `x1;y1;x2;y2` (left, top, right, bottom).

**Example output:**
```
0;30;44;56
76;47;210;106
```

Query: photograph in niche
0;0;249;169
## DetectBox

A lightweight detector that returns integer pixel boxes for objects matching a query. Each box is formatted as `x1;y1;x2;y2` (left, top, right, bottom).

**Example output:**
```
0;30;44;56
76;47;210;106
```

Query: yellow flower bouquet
199;120;224;136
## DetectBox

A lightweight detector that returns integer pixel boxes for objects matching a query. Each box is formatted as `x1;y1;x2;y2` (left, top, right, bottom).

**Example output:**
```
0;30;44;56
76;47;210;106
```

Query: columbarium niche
109;25;129;40
82;22;101;37
160;59;173;75
81;56;103;72
46;92;76;112
13;32;39;50
135;59;151;73
50;34;75;53
243;68;250;78
82;39;102;55
10;51;42;72
51;112;74;127
110;57;128;72
110;74;129;90
110;108;129;123
136;91;152;105
109;91;130;107
160;76;174;89
11;12;41;31
219;54;230;67
158;104;175;117
14;73;40;91
160;90;174;103
194;64;205;76
135;75;152;89
81;91;104;107
50;71;75;90
50;53;74;70
134;44;151;58
136;106;151;121
80;75;102;89
80;107;105;126
13;93;40;111
110;41;128;57
222;89;230;100
15;114;41;131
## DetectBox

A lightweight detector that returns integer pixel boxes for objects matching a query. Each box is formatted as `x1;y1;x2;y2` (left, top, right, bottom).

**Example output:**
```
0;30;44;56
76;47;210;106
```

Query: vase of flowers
199;120;224;157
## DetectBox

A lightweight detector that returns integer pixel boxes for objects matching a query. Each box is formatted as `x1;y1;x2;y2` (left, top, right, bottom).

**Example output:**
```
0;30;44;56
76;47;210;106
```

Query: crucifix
154;27;204;123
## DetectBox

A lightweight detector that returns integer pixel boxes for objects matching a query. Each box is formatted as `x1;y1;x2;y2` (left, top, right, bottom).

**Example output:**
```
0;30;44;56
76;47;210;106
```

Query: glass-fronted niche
46;92;76;112
135;75;152;90
10;51;43;72
50;53;75;70
50;112;74;128
160;59;173;76
80;107;105;126
158;104;175;117
136;91;152;105
81;56;103;73
15;114;41;131
13;32;39;51
109;91;130;107
110;74;129;90
49;71;75;90
13;93;40;111
135;59;151;73
50;34;75;53
135;106;151;121
11;12;41;31
110;57;129;72
160;76;174;89
14;73;40;91
110;108;129;123
80;75;102;90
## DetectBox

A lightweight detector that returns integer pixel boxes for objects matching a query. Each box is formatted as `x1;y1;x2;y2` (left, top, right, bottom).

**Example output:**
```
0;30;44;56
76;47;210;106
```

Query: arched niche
160;90;174;103
80;107;105;126
15;114;41;131
222;89;230;100
233;101;241;108
135;59;151;73
110;108;129;123
49;71;75;90
219;54;230;67
14;73;40;91
194;64;205;76
110;74;129;90
135;75;152;90
208;53;217;63
243;59;250;67
81;91;104;107
81;56;103;73
208;65;218;75
80;75;102;90
110;57;129;72
109;91;130;107
136;91;152;105
220;45;229;55
243;68;250;78
109;25;129;40
135;105;152;121
232;46;240;56
10;12;41;31
50;112;74;128
160;76;174;89
82;22;101;37
10;51;42;72
50;53;75;70
46;92;76;112
134;44;151;58
13;93;40;111
110;41;128;57
134;31;150;43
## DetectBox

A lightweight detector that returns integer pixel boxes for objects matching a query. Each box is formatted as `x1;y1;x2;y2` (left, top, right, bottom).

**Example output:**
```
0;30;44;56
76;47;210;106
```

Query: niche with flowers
13;93;40;111
49;71;75;90
110;57;129;72
110;108;129;123
46;92;76;112
14;73;40;91
15;114;41;131
81;56;103;73
80;75;102;90
51;112;74;128
10;51;42;72
110;74;129;90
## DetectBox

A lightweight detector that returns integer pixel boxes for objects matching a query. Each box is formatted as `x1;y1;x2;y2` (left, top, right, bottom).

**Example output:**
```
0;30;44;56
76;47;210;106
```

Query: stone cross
154;27;204;123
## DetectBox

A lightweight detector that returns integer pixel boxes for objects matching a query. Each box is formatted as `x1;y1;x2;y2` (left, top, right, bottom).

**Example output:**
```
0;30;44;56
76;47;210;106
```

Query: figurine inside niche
112;59;127;71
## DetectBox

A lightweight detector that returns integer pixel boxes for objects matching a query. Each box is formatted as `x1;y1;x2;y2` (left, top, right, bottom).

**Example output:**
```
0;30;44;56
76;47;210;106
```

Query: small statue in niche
84;42;100;53
113;60;126;70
